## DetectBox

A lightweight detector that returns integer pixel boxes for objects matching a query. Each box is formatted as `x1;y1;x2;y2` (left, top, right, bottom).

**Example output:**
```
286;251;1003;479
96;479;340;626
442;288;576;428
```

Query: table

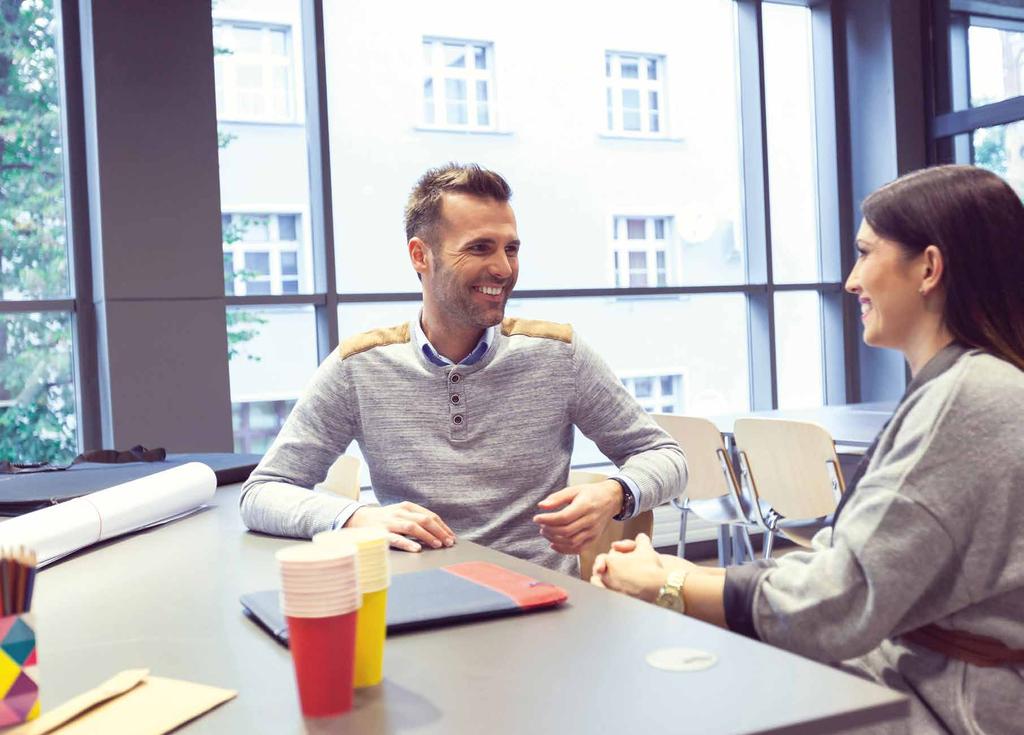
710;401;896;449
33;485;907;734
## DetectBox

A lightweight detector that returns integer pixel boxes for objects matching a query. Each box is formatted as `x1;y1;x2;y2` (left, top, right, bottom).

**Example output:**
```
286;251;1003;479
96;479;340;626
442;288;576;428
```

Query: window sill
413;126;514;137
598;133;684;143
218;118;305;129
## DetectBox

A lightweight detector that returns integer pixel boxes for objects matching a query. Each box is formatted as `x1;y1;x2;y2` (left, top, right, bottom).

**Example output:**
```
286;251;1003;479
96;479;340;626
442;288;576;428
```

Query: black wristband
611;477;635;521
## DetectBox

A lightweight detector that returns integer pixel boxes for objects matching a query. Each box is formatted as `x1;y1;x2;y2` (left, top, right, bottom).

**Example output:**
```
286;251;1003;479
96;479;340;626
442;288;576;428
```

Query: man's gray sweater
240;317;688;574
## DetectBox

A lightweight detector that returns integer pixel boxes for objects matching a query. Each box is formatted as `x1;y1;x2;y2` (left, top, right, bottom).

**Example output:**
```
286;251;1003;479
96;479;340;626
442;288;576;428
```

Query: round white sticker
645;647;718;672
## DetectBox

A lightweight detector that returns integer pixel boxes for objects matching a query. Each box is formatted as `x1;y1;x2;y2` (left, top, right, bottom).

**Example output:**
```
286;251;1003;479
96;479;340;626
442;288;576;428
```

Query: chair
571;470;654;581
651;414;757;566
732;418;846;557
320;454;362;500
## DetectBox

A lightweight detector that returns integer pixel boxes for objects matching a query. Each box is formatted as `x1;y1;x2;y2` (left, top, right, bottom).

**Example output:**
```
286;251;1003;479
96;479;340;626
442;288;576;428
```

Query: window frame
604;50;668;137
213;19;298;124
420;37;497;132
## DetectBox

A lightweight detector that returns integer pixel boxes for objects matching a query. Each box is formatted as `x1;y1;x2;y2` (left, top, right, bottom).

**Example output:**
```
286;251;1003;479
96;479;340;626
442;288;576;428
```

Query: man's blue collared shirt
414;320;495;367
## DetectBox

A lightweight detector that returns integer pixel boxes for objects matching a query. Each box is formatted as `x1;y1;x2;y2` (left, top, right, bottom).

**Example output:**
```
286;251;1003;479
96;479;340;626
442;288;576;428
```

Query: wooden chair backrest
570;470;655;580
732;418;845;520
651;414;736;502
321;454;362;500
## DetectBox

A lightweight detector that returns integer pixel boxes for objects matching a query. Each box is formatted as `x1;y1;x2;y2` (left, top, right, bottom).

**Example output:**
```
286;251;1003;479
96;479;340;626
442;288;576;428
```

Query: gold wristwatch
654;570;688;613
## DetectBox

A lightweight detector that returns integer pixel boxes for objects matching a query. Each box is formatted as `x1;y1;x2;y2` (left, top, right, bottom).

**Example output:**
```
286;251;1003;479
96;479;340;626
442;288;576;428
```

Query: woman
593;165;1024;734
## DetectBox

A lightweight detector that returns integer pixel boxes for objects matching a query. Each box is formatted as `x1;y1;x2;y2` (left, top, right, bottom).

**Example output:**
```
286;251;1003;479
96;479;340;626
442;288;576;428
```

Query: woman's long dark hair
861;164;1024;371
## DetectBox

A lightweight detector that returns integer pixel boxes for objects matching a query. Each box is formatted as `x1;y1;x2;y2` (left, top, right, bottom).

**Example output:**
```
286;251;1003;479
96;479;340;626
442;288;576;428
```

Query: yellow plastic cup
353;587;388;688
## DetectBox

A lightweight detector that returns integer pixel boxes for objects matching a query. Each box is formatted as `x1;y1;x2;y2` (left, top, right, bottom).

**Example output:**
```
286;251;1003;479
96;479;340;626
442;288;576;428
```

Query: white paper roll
0;462;217;564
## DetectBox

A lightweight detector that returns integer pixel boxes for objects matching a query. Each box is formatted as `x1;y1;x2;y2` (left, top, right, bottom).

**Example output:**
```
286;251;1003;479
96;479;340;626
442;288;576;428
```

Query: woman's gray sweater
727;349;1024;733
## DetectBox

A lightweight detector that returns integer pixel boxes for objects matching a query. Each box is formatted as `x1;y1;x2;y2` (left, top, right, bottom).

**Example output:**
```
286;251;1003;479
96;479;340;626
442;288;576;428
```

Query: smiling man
239;163;687;574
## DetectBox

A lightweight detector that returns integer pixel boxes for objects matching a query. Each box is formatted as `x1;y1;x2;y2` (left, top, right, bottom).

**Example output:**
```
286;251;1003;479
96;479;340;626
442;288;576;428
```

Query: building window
605;52;666;135
612;216;673;287
232;399;296;453
213;22;295;122
622;374;684;414
422;38;495;129
223;213;303;295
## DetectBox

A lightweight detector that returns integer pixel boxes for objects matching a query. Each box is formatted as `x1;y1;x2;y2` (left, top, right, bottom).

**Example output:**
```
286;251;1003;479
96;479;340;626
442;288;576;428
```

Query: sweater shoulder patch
338;322;411;360
501;317;572;344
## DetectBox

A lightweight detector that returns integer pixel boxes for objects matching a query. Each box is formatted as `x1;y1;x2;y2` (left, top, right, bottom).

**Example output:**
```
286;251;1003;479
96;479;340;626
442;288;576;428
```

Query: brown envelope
8;669;236;735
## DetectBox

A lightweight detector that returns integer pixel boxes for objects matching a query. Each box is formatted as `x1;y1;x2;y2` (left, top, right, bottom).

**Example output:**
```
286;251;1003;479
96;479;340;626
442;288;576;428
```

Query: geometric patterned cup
0;614;39;727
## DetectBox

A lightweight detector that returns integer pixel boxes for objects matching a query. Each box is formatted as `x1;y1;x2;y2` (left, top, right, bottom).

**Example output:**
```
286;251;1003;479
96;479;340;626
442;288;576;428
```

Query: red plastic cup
286;609;358;717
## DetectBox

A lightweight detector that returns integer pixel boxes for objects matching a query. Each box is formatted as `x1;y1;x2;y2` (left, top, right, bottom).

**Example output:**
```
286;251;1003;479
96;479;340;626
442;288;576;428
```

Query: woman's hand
590;533;668;602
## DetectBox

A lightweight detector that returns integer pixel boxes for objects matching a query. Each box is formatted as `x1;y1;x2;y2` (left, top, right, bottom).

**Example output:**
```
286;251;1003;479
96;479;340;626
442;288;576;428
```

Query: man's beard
432;262;509;329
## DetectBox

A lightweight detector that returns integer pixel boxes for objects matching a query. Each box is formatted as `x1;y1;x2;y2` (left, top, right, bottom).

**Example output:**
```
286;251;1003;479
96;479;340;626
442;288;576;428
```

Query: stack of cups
313;528;391;688
277;542;362;717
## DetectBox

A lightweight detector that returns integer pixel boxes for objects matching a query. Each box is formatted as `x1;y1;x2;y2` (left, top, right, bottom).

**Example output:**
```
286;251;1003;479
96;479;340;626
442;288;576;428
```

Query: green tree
974;125;1008;177
0;0;76;463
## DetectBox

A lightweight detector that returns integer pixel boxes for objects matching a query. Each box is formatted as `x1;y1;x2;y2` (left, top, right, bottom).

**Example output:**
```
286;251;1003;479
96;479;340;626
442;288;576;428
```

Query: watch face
655;588;683;612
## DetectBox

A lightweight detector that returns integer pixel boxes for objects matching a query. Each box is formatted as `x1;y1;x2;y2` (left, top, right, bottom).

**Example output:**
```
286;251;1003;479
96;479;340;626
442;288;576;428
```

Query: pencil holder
0;614;39;726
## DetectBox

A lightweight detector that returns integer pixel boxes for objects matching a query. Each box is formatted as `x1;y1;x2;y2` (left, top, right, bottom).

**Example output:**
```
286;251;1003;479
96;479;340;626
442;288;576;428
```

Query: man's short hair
404;163;512;247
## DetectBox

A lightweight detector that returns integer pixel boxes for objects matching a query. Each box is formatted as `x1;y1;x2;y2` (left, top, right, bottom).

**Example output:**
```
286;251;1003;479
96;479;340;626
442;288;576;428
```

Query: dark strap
903;624;1024;668
0;445;166;475
831;342;970;530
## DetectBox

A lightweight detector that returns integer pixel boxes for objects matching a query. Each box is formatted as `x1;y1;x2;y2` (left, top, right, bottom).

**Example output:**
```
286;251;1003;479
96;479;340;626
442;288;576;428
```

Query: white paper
0;462;216;564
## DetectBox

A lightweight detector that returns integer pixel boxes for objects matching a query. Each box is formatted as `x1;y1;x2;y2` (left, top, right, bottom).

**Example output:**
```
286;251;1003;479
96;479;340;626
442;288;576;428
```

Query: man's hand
532;479;623;555
346;501;456;553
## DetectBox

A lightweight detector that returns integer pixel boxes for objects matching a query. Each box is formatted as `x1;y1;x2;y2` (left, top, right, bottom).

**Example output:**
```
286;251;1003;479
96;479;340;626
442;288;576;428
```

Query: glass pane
626;218;646;239
422;40;433;65
653;218;665;239
764;3;820;283
325;0;745;291
633;377;653;397
474;45;487;69
423;78;435;123
244;251;271;275
660;375;674;395
269;29;288;55
339;295;751;465
774;291;824;409
214;0;312;295
235;26;263;53
228;305;317;453
0;312;77;463
280;250;298;275
224;253;236;294
476;80;488;102
968;22;1024;108
1;1;70;300
620;57;639;79
973;119;1024;197
647;58;658;80
278;214;297;240
444;43;465;67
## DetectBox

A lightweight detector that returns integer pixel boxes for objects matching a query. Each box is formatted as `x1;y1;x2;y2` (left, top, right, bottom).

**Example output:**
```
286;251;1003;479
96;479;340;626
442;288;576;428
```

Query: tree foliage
0;0;76;463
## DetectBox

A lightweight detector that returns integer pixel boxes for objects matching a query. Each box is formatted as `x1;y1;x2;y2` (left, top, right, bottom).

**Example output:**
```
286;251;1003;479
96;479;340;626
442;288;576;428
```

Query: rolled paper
0;463;216;565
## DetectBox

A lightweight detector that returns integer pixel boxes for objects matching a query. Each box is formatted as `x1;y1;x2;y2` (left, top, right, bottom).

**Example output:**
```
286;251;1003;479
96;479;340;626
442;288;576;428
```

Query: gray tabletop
710;401;897;448
33;485;906;734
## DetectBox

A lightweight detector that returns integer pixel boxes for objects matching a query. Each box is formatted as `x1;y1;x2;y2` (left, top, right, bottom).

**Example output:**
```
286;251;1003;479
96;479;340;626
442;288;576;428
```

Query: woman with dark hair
592;165;1024;734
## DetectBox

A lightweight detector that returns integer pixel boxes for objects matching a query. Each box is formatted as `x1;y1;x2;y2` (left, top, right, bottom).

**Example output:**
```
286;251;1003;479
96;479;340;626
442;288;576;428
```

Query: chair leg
741;527;756;562
762;527;776;559
677;506;688;559
717;525;732;567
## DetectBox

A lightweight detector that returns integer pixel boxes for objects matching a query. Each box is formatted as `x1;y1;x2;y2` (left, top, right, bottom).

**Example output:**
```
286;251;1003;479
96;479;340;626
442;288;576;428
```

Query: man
240;163;687;573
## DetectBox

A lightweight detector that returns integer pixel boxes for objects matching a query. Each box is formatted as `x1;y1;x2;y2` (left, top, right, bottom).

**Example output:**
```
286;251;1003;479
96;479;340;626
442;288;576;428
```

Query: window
973;120;1024;196
227;305;318;452
622;374;685;414
233;399;297;453
213;22;295;121
967;18;1024;108
0;1;79;463
222;213;305;296
422;38;495;129
763;2;820;284
611;216;674;287
605;52;666;135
